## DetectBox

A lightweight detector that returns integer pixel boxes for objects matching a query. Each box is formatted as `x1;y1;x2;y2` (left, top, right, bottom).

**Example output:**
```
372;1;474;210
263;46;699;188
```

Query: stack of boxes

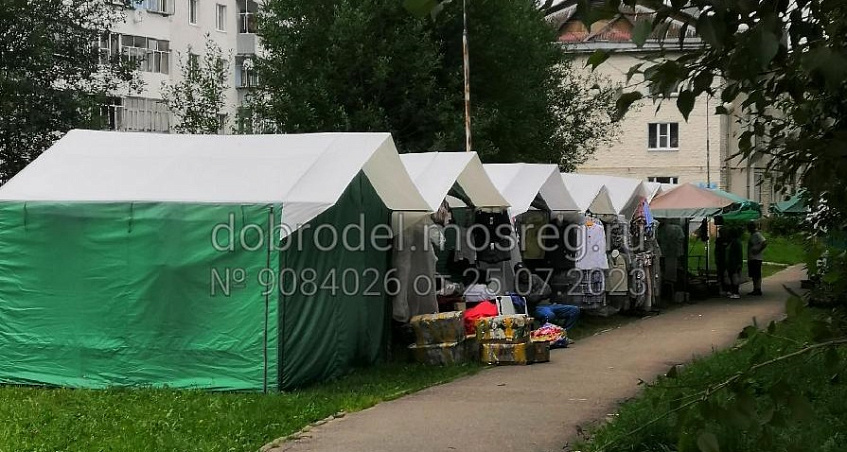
408;312;478;365
476;315;550;365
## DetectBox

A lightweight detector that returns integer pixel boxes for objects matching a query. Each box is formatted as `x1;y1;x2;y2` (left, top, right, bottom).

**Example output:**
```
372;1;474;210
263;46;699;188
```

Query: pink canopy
649;183;733;218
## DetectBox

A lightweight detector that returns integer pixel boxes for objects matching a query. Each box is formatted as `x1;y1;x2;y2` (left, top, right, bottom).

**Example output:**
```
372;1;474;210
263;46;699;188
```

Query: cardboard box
410;311;465;346
480;342;533;365
475;315;532;343
409;338;478;366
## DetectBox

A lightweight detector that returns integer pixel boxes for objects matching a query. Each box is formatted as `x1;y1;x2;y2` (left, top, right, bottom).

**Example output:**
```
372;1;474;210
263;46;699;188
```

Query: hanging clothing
544;219;578;271
575;221;609;270
572;269;606;306
473;210;512;263
607;252;629;295
392;216;438;323
517;210;548;260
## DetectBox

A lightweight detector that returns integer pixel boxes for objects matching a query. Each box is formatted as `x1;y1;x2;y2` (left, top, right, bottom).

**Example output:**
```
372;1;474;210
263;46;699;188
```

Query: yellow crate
410;311;465;346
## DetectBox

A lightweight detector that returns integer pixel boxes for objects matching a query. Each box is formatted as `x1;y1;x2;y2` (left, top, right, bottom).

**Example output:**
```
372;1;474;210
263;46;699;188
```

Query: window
216;4;227;31
139;0;174;15
188;0;198;24
100;97;170;132
236;56;259;88
648;176;679;184
238;0;259;33
99;33;171;74
648;122;679;150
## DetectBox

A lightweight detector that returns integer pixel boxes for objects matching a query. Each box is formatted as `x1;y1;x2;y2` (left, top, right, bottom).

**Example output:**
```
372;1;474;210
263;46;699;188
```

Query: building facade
548;4;783;209
101;0;261;133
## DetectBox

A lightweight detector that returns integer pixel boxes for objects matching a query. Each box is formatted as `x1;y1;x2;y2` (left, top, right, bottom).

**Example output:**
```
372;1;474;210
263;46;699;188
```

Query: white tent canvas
484;163;578;217
562;173;647;218
400;152;508;211
561;173;616;216
0;130;430;231
645;182;663;202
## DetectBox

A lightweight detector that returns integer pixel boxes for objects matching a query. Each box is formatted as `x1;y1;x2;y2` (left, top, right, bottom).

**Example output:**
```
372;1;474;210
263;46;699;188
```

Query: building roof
0;129;430;230
547;1;701;51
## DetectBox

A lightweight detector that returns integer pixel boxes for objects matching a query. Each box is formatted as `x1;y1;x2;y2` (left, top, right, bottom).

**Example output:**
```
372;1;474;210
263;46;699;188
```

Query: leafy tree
161;35;231;134
586;0;847;302
254;0;619;167
0;0;138;183
572;1;847;450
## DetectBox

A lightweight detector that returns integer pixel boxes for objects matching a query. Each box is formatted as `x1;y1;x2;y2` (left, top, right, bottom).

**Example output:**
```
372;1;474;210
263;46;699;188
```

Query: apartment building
547;3;784;209
101;0;261;133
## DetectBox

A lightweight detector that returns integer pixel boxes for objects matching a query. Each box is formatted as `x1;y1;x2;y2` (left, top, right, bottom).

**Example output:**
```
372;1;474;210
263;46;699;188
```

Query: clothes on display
627;196;663;311
392;215;439;322
543;218;578;271
607;250;629;295
473;210;512;263
575;218;609;270
517;210;549;260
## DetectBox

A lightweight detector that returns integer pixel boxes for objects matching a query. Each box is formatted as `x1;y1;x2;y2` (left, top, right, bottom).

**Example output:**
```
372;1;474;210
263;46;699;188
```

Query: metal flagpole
705;97;711;285
463;0;472;152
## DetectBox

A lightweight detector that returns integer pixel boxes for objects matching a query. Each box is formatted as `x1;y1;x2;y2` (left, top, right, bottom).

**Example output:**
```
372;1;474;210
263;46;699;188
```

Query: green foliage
586;0;847;305
0;362;479;451
254;0;620;167
761;215;804;238
161;35;230;134
0;0;139;182
578;307;847;452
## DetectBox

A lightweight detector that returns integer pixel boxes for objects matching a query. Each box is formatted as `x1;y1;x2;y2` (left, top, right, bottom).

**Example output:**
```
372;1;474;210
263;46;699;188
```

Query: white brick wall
571;53;723;187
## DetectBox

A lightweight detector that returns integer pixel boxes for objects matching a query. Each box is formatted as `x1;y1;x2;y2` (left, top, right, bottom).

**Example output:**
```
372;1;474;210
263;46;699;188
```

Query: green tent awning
770;191;807;215
709;188;761;221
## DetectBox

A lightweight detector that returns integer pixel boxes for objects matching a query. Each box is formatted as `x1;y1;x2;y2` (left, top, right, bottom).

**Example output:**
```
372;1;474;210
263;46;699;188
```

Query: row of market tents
0;130;764;392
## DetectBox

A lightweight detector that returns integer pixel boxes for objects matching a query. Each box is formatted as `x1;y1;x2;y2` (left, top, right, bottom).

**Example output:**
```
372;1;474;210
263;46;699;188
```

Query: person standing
747;221;768;296
714;216;729;295
725;227;744;299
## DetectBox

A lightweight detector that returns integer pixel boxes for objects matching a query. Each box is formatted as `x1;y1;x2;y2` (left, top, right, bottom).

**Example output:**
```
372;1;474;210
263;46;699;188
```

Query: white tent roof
560;173;617;216
0;130;429;230
400;152;508;211
603;175;650;218
645;181;663;202
484;163;579;217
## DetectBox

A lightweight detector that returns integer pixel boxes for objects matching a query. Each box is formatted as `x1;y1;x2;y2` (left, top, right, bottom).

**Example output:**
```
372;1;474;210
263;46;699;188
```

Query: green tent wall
0;202;280;391
0;173;395;391
279;171;392;390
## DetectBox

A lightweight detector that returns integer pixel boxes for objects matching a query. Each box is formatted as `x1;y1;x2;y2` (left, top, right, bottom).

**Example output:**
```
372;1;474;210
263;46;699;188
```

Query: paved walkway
271;266;805;452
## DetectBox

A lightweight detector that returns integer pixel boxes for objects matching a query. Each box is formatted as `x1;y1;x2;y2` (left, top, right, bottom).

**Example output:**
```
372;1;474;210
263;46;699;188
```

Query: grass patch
687;233;805;279
0;361;480;452
576;307;847;452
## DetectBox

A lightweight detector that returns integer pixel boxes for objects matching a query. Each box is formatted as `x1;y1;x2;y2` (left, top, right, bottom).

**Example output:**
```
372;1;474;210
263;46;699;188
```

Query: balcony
239;12;258;34
237;33;258;55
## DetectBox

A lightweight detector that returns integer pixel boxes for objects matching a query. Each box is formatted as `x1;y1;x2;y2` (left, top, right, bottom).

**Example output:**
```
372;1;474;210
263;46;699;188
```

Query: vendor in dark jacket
514;262;580;331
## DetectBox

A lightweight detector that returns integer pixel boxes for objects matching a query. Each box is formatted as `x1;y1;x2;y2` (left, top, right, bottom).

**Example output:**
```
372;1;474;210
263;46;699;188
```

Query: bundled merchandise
408;312;477;365
409;338;479;366
475;314;548;365
530;322;568;349
475;315;532;343
480;342;535;365
410;312;465;346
